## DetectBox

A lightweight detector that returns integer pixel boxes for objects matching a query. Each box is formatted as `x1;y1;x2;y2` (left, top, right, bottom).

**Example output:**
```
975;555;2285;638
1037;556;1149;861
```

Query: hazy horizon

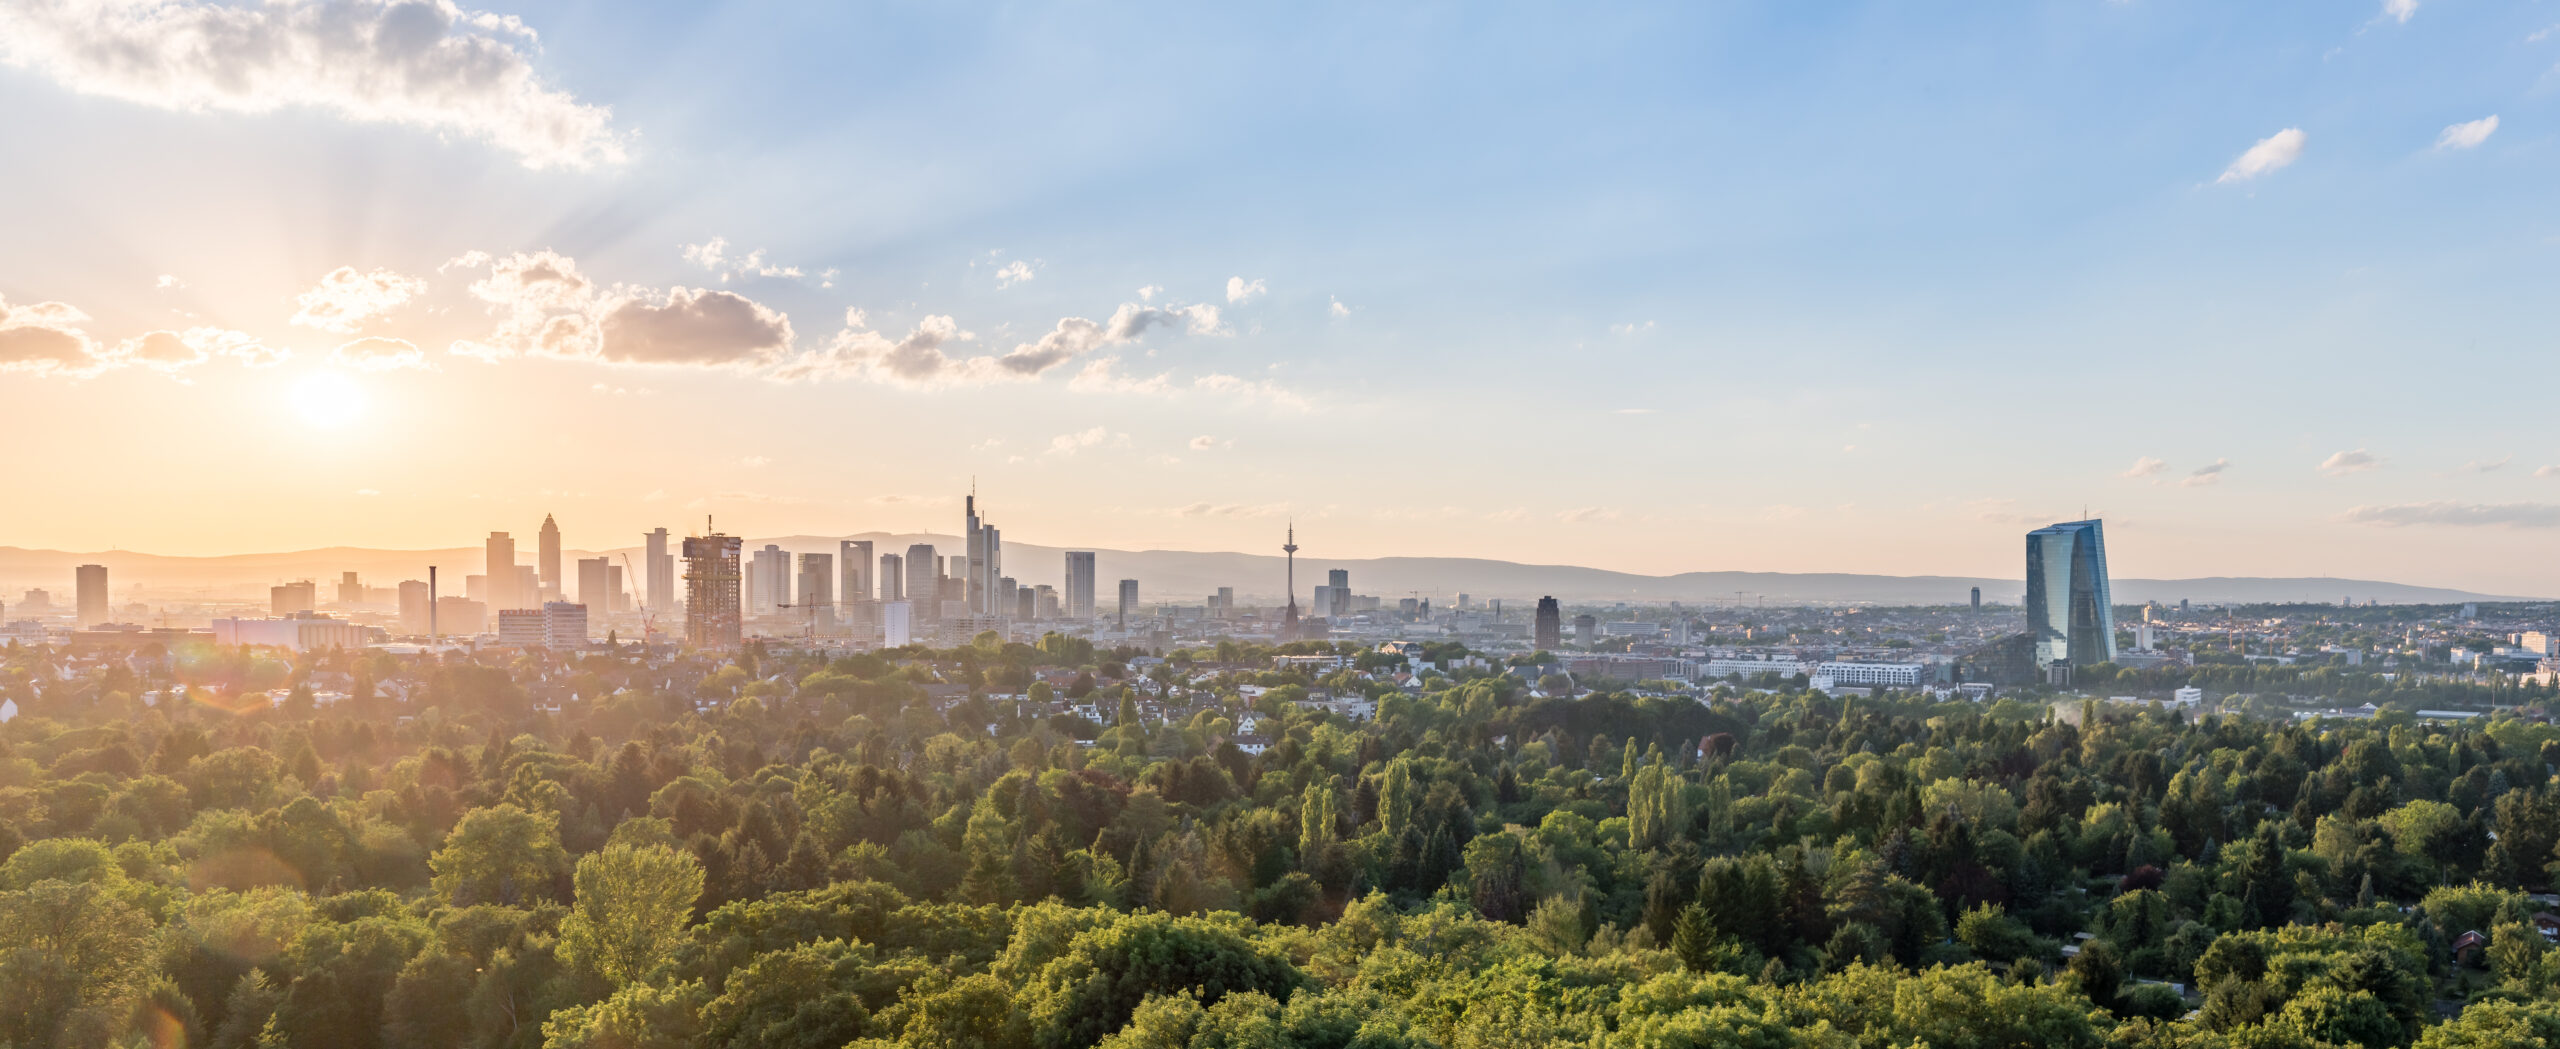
9;2;2560;593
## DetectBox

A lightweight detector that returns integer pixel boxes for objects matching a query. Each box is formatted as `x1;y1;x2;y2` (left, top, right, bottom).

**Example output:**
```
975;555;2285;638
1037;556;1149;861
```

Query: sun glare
291;371;367;429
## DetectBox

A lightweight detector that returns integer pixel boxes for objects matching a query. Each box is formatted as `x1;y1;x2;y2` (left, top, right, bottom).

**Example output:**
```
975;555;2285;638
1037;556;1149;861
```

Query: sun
291;371;368;429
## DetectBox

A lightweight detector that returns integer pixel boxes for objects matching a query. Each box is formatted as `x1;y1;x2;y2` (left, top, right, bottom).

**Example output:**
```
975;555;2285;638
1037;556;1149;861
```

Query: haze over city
6;2;2560;594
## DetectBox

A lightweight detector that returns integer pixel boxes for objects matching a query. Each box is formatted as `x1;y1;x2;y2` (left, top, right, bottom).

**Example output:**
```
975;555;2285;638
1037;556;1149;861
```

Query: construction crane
618;553;657;646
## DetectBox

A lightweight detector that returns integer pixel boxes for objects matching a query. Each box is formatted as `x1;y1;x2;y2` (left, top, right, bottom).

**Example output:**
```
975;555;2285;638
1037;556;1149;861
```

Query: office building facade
2025;519;2117;670
1064;551;1097;619
1534;596;1561;650
75;564;108;628
683;533;743;649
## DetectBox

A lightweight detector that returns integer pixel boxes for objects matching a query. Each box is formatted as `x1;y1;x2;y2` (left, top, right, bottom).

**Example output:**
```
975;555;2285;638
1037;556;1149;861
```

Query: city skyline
6;4;2560;592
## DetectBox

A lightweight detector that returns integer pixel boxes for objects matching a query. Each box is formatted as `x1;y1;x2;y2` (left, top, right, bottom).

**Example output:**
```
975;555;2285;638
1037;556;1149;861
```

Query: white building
1702;658;1814;681
209;613;369;653
1815;661;1927;688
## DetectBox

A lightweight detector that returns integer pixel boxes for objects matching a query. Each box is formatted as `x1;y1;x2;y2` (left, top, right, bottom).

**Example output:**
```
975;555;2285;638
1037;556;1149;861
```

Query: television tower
1281;522;1300;641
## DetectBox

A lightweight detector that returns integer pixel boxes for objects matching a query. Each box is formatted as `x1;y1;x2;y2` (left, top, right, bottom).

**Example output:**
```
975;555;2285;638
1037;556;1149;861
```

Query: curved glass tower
2025;519;2116;670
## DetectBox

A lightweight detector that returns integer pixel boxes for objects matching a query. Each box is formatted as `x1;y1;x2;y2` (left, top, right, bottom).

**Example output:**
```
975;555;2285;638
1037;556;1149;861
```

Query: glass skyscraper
2025;519;2116;669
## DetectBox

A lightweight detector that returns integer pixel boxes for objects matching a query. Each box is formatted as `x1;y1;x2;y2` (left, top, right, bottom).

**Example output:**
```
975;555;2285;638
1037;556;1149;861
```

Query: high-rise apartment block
1064;551;1097;619
1534;596;1561;650
2026;519;2116;671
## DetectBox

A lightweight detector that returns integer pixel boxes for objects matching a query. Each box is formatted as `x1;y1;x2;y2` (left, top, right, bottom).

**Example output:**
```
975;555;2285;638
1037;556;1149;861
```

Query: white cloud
1613;408;1657;415
1188;435;1230;451
995;260;1037;288
681;237;803;282
1608;321;1655;336
1068;357;1312;411
4;293;285;376
780;301;1224;387
1046;426;1126;456
355;488;380;496
2382;0;2417;25
1170;501;1286;519
331;336;431;371
2535;465;2560;479
446;250;790;369
107;326;281;371
2219;128;2306;183
2181;459;2231;487
2435;116;2498;151
2459;455;2510;473
154;274;184;290
2122;456;2168;479
740;455;769;468
2319;448;2380;476
0;0;627;169
1225;277;1266;304
1328;296;1352;319
291;266;425;333
2342;501;2560;528
1558;507;1622;524
1136;285;1162;302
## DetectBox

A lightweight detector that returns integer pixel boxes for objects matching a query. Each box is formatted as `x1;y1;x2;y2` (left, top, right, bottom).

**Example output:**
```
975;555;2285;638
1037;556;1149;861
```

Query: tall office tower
577;557;613;623
1064;551;1097;619
645;528;674;612
683;532;743;649
840;540;873;605
1280;525;1300;640
2026;519;2117;671
798;552;834;621
1534;596;1562;650
336;572;363;607
996;576;1019;620
607;564;626;613
750;545;790;615
879;554;905;601
398;580;431;634
882;601;912;647
74;564;108;628
537;514;563;601
1017;588;1036;620
515;566;539;610
964;493;1006;615
1117;579;1139;628
905;544;938;625
1309;586;1334;620
1216;586;1234;619
1573;614;1597;646
1326;568;1350;616
1034;584;1059;620
486;532;519;610
271;581;317;616
1970;586;1982;612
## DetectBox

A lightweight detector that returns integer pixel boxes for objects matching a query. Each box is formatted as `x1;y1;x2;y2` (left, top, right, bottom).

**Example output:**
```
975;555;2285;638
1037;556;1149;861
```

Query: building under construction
683;530;743;649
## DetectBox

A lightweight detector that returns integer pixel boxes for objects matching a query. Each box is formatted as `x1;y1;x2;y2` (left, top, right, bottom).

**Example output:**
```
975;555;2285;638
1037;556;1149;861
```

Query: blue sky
3;0;2558;593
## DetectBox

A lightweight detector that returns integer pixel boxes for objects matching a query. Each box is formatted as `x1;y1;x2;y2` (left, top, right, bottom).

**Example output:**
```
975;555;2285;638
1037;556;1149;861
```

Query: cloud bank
2220;128;2305;183
0;0;626;169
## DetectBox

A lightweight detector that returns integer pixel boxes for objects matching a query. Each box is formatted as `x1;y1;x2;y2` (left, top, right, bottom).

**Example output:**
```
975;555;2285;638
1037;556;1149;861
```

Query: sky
2;0;2558;594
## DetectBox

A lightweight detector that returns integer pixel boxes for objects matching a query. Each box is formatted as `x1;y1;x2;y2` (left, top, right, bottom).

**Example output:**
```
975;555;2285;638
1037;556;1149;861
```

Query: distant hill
0;537;2535;607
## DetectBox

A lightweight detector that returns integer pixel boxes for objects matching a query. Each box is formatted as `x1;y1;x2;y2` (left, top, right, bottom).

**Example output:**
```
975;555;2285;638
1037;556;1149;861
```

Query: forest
5;633;2560;1049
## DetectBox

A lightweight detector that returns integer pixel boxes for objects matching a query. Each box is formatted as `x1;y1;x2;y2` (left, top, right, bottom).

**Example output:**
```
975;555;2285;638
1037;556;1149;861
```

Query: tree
559;843;705;988
429;803;569;906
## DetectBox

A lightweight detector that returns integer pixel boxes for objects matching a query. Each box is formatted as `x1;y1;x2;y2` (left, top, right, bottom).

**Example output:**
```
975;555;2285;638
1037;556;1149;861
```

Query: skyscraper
1573;614;1597;646
645;528;674;612
683;531;742;649
750;545;789;615
486;531;518;610
578;556;613;626
538;514;562;601
1534;596;1561;650
879;553;905;601
2025;519;2116;671
964;492;1002;616
1970;586;1981;612
74;563;107;628
798;552;834;627
1064;551;1096;619
1326;569;1349;617
1117;579;1139;628
905;544;938;625
840;539;873;605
